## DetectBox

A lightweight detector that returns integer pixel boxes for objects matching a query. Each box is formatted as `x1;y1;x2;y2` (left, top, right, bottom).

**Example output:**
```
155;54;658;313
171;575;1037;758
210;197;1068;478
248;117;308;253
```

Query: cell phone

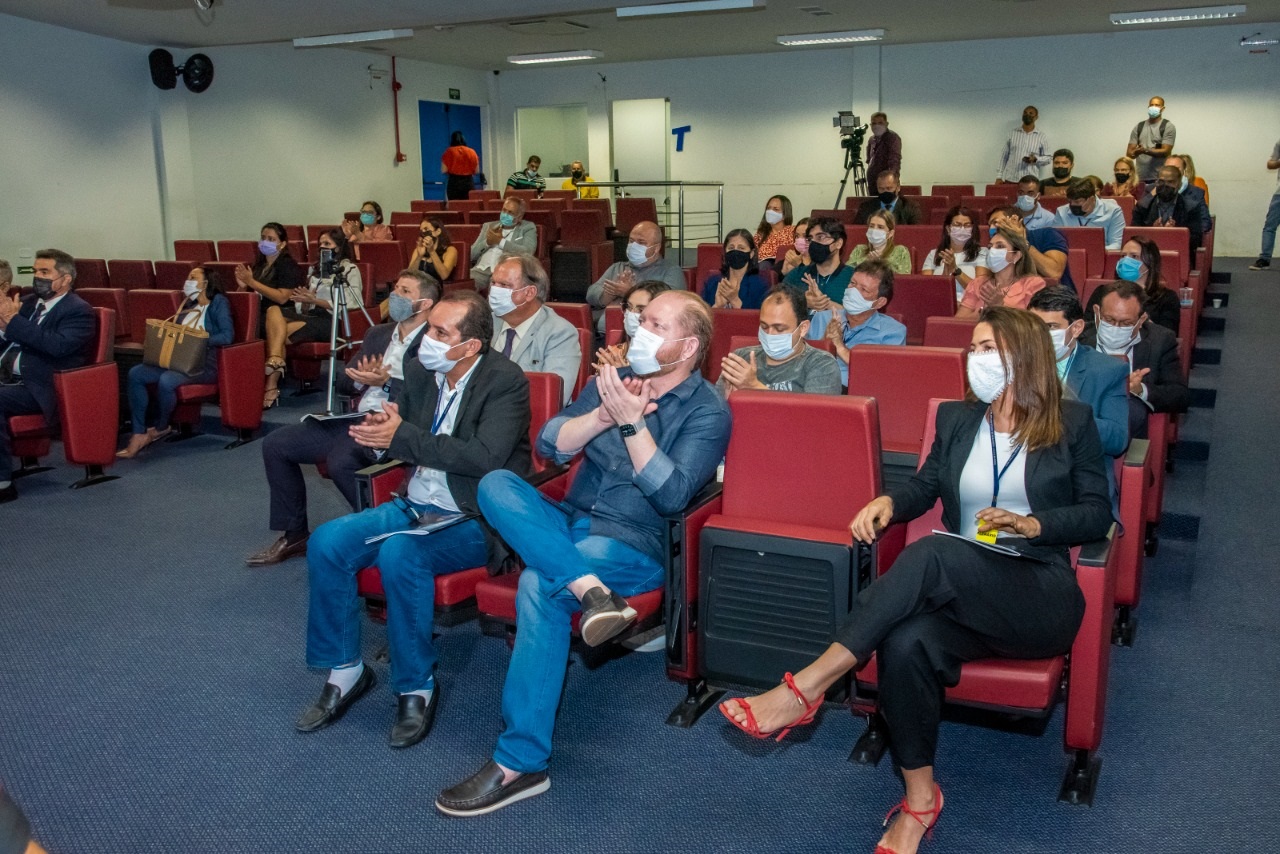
343;211;361;221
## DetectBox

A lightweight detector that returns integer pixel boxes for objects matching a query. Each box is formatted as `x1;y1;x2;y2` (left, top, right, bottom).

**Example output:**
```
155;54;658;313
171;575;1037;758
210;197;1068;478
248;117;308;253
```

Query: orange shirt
441;145;479;176
960;275;1047;312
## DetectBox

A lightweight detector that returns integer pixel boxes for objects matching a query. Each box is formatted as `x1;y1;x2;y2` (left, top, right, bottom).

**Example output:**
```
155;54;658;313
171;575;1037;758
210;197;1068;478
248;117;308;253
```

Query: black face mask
1114;172;1131;185
571;170;584;180
1052;167;1070;179
1156;185;1177;202
807;242;833;265
877;190;898;206
1068;204;1087;217
32;277;56;300
724;250;751;270
1022;112;1035;124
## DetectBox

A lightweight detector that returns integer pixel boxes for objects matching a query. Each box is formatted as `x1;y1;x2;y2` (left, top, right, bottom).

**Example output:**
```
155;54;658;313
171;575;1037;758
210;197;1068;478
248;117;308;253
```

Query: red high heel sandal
874;784;944;854
718;673;821;743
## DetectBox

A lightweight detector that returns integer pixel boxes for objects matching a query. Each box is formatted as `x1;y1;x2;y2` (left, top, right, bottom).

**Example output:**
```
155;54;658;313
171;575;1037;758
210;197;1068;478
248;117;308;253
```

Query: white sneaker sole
579;606;638;647
435;777;550;817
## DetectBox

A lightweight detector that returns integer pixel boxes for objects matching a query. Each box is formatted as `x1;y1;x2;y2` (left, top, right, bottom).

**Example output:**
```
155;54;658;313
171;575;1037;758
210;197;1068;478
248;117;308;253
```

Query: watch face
619;423;637;437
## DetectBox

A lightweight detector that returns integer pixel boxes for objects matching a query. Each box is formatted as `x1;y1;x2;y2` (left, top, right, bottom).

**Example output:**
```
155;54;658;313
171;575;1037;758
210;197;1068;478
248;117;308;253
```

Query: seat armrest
1065;523;1116;752
355;459;410;511
526;462;569;490
1123;438;1149;468
1076;528;1114;568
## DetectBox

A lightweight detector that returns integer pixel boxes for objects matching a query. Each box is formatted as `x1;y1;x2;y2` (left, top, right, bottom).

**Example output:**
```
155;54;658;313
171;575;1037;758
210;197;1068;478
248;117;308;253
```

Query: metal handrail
584;181;724;258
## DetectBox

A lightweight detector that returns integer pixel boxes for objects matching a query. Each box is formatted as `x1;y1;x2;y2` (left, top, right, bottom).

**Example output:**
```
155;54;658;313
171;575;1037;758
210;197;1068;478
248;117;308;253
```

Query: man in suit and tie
1080;280;1190;440
0;248;96;503
295;290;532;751
470;196;537;291
246;269;439;567
487;254;581;404
1029;285;1129;512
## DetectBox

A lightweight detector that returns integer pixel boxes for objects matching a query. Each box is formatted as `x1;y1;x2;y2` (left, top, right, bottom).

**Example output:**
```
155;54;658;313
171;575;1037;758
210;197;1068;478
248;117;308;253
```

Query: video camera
833;110;868;155
319;247;338;279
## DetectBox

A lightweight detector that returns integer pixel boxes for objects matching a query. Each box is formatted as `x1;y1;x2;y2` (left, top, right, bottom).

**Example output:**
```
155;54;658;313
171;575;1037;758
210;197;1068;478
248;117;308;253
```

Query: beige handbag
143;306;209;377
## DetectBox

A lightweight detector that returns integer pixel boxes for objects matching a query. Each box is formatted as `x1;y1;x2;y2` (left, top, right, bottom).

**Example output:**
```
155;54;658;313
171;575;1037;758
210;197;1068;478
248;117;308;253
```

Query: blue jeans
477;470;663;773
1261;191;1280;260
126;363;216;434
306;500;488;693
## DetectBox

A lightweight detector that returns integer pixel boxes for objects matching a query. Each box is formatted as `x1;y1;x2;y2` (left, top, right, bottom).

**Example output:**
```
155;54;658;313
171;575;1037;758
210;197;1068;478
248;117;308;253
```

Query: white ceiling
3;0;1280;67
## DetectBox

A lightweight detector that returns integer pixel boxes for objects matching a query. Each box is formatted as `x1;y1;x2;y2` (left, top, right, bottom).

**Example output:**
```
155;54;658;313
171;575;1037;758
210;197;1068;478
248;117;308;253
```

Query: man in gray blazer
488;254;581;403
471;197;537;291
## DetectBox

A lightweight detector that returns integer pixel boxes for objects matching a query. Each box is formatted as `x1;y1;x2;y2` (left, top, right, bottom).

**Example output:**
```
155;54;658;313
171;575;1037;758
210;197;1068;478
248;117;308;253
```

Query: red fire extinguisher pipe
391;55;406;163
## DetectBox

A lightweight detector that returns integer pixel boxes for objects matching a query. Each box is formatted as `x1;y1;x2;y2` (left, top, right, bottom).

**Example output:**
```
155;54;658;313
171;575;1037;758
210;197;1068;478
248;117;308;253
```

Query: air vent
505;19;591;36
798;5;834;15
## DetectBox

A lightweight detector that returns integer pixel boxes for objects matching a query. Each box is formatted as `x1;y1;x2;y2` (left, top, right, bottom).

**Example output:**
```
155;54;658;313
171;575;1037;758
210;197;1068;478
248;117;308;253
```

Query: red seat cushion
174;383;218;403
9;414;49;439
357;565;490;609
475;571;663;632
858;653;1064;711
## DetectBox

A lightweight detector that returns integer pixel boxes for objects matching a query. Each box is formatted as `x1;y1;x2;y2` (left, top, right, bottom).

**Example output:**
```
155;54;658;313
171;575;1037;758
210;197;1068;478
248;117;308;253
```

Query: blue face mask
360;212;376;227
499;212;516;228
988;226;998;238
1116;256;1144;282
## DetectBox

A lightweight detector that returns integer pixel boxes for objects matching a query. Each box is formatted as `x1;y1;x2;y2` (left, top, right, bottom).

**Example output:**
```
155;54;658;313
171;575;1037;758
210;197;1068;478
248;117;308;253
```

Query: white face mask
866;227;888;247
623;309;642;338
764;209;784;226
488;285;526;317
842;286;876;315
183;279;201;299
1048;327;1073;361
987;248;1010;273
1015;194;1036;212
967;350;1012;403
948;226;972;244
627;324;690;376
758;327;799;360
1095;316;1139;354
417;335;472;373
626;240;652;267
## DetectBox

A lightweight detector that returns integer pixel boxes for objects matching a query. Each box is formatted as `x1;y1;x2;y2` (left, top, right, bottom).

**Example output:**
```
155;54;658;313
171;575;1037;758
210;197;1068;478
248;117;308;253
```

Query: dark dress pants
834;535;1085;770
261;418;369;534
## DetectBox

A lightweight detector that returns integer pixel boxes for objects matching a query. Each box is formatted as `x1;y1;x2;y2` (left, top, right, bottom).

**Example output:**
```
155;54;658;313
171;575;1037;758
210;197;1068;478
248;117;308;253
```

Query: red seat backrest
846;345;967;455
434;210;464;225
353;240;405;287
910;196;947;220
721;390;883;530
1056;227;1107;279
89;307;116;363
559;209;608;245
107;260;156;291
904;398;957;542
706;309;763;382
889;275;956;345
696;243;723;285
1112;195;1135;225
466;191;499;202
282;226;306;262
899;184;922;196
1039;196;1068;213
842;196;874;212
1123;227;1190;286
603;305;623;341
202;262;241;293
616;197;659;236
930;185;973;206
446;224;482;249
574;328;592;399
412;199;446;212
307;224;341;244
894;226;941;267
74;259;110;289
465;210;492;225
527;198;568;214
505;189;538;201
215;241;258;266
390;211;419;226
125;289;184;343
77;289;129;340
922;316;978;349
524;371;564;472
546;302;592;331
569;198;613;230
154;261;190;291
523;210;561;244
984;183;1020;199
541;189;576;201
809;208;858;224
173;240;216;264
448;200;483;213
959;196;1003;225
223;291;259;342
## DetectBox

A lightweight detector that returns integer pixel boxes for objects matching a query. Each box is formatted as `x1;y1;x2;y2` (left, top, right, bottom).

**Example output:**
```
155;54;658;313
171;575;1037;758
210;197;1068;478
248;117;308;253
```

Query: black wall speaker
148;48;215;93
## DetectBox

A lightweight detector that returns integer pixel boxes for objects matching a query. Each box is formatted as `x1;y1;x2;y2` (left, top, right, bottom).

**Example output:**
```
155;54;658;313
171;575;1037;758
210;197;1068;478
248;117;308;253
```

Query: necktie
501;327;516;358
0;302;43;380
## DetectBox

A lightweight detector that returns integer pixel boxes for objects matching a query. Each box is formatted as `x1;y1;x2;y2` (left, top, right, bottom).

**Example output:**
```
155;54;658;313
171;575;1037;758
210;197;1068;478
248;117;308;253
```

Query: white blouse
957;418;1031;539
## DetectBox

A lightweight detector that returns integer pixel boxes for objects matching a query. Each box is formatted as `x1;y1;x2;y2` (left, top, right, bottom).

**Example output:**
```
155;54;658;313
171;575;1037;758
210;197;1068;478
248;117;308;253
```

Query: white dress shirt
406;357;483;511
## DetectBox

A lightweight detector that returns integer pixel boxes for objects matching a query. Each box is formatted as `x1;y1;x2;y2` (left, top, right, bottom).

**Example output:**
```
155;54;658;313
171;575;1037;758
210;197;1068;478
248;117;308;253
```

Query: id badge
974;527;998;545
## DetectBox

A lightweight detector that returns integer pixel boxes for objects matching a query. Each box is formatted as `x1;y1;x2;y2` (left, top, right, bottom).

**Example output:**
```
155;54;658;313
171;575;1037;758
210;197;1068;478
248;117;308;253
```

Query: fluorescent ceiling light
1241;32;1278;44
293;28;413;47
1109;5;1245;25
777;28;884;46
618;0;764;18
507;50;604;64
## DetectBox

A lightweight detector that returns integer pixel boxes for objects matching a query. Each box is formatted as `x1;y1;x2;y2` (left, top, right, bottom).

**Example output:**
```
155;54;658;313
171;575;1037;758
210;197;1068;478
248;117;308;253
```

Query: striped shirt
997;127;1052;183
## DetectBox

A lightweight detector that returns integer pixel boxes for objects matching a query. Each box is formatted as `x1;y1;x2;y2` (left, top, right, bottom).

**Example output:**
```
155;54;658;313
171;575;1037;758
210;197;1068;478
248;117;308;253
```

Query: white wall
516;105;589;178
494;24;1280;256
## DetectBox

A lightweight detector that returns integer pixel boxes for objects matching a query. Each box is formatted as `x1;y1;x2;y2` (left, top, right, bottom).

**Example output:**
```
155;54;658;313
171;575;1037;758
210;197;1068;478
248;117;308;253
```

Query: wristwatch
618;420;647;438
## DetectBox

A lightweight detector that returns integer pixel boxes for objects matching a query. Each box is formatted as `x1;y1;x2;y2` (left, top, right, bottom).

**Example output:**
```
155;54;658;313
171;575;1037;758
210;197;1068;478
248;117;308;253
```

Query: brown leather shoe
246;534;309;567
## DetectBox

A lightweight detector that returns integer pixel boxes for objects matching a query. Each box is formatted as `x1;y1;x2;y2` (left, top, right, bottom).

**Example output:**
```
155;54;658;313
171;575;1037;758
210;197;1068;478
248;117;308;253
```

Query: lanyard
432;387;459;434
988;411;1023;507
1056;344;1078;382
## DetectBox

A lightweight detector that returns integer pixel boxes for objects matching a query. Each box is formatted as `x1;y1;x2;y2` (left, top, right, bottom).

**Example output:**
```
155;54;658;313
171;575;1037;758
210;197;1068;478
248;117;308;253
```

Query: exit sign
448;88;460;101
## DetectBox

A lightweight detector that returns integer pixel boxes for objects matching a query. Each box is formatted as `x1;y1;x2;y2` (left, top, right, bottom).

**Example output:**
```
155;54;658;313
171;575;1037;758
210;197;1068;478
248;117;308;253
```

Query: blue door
419;101;483;200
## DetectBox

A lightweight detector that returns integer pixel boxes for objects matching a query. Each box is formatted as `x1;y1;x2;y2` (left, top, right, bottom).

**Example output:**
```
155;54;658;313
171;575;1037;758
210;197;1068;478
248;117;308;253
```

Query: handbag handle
165;304;206;329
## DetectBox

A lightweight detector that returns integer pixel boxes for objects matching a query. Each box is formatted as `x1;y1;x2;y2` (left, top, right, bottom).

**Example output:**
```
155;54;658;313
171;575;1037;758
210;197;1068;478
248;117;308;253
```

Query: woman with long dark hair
408;216;458;282
721;307;1112;854
1085;235;1179;334
753;195;795;274
701;229;768;310
920;206;989;302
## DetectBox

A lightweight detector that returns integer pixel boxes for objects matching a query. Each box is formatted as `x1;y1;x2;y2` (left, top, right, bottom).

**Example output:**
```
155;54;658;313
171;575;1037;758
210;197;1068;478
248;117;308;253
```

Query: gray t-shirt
586;256;687;329
1128;118;1177;182
716;345;843;396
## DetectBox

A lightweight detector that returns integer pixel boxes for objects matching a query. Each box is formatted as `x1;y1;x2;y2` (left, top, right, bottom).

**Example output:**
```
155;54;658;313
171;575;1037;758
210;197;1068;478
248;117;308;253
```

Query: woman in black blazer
721;307;1113;854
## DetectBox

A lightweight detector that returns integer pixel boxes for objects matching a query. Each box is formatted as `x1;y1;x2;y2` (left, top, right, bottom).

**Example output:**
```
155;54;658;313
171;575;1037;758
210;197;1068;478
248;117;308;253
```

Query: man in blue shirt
437;290;731;817
807;259;907;387
1053;179;1126;250
1014;176;1056;230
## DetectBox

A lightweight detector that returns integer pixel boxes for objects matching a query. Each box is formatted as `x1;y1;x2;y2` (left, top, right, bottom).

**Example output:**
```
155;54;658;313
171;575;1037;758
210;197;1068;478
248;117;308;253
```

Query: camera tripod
321;263;375;417
833;145;868;209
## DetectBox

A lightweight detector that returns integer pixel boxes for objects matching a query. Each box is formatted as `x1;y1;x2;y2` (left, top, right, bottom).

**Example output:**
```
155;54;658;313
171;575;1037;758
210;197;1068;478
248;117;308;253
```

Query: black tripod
833;144;868;210
320;263;375;417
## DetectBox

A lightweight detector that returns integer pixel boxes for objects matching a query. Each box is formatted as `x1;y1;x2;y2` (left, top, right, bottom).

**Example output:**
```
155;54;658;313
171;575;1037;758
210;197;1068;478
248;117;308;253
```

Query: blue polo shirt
806;309;907;386
1025;226;1075;292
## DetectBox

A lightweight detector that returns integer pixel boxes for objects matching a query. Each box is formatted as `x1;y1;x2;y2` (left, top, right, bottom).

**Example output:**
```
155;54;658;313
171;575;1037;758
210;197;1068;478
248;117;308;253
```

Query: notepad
930;530;1023;557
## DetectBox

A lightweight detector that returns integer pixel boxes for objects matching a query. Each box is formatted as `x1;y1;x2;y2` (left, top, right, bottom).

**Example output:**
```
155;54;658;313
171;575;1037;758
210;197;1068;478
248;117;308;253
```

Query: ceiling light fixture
1109;4;1245;25
507;50;604;64
292;29;414;48
617;0;765;18
776;28;885;46
1240;31;1278;45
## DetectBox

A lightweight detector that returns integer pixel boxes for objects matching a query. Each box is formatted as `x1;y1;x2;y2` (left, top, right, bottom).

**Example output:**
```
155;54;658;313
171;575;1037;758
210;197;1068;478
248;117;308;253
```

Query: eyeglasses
808;233;834;245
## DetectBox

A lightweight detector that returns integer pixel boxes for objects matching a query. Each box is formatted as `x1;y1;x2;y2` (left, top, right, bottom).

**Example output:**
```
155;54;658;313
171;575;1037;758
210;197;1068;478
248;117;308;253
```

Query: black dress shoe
0;483;15;504
436;760;549;817
389;689;439;749
246;534;309;567
295;667;375;732
578;586;638;647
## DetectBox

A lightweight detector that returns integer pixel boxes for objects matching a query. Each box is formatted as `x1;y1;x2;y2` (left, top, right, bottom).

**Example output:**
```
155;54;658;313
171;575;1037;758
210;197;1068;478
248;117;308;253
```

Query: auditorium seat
540;190;577;202
568;198;614;231
727;335;836;356
173;240;216;264
215;241;258;266
697;392;883;692
1112;195;1135;225
107;260;155;291
1123;227;1194;287
527;198;568;215
851;399;1117;806
306;224;341;245
603;305;623;343
505;189;537;202
889;275;956;345
695;243;723;285
447;199;483;214
551;209;613;302
960;195;1004;225
522;210;561;250
929;184;973;206
353;240;405;291
123;289;183;344
1056;227;1107;280
846;346;967;457
616;197;659;237
9;307;118;487
73;259;110;289
411;199;448;211
546;302;591;332
354;372;566;625
1111;440;1153;646
892;225;939;266
984;183;1019;199
809;208;858;224
76;288;129;340
153;261;190;291
922;316;977;349
389;211;419;226
705;309;763;383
